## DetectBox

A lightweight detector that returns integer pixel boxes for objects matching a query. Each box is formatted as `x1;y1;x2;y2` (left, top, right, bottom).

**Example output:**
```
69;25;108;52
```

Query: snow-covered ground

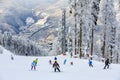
0;47;120;80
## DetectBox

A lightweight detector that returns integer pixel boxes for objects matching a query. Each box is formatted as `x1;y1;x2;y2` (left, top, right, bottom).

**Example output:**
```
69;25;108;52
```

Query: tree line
0;31;46;56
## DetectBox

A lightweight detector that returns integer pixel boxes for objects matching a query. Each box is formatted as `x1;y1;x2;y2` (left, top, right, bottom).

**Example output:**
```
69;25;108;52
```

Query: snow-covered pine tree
115;0;120;22
99;0;117;63
115;0;120;63
49;37;60;56
77;0;83;58
0;30;3;46
0;46;3;54
69;0;78;56
69;0;91;58
90;0;101;56
0;32;44;56
78;0;92;58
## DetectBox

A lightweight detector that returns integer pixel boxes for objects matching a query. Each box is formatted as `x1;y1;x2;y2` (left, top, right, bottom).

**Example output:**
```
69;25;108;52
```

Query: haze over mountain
0;0;68;34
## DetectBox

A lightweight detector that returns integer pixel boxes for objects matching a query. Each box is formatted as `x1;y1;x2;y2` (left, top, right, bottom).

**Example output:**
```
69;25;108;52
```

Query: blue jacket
88;60;92;65
31;61;37;66
63;59;67;65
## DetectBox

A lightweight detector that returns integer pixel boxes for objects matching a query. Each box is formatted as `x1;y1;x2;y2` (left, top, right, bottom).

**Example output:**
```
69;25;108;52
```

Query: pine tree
90;0;101;56
69;0;91;58
99;0;117;63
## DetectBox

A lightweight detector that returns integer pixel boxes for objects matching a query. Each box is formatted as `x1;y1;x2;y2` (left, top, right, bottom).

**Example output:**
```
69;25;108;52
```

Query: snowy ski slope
0;47;120;80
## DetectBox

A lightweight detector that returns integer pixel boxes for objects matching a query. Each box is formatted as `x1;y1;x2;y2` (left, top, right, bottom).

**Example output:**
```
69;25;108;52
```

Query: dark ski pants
31;66;36;70
89;64;93;67
104;64;109;69
54;67;60;72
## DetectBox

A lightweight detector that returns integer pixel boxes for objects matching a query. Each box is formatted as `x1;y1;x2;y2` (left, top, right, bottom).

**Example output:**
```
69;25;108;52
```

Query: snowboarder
31;58;38;70
104;58;110;69
88;59;93;67
53;61;60;72
63;59;67;65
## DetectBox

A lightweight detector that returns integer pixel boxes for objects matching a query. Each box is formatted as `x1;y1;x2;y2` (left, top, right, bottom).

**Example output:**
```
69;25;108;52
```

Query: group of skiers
31;57;61;72
31;56;110;72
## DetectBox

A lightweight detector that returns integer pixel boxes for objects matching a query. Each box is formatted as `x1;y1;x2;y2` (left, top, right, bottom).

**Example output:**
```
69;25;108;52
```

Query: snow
0;47;120;80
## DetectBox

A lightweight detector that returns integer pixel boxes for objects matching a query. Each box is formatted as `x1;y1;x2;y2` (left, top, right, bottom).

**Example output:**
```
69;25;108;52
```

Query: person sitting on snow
31;58;38;70
53;61;60;72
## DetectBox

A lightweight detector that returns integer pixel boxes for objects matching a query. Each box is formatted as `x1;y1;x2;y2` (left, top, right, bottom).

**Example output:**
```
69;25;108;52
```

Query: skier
34;58;38;65
11;55;14;60
31;58;38;70
104;58;110;69
70;61;73;65
88;59;93;67
49;60;52;65
63;59;67;65
53;61;60;72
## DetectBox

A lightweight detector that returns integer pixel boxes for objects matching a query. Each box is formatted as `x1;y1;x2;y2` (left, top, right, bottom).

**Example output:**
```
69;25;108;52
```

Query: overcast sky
0;0;62;9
